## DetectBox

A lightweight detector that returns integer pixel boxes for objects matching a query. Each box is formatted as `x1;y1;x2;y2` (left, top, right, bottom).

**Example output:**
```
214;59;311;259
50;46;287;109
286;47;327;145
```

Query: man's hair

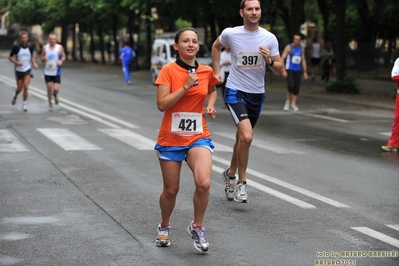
240;0;261;9
48;32;57;37
19;31;28;37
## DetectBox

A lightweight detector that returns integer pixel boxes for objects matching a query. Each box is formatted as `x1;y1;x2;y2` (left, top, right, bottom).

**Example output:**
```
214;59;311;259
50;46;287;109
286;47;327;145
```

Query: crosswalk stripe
386;224;399;232
379;132;391;137
98;128;155;150
351;227;399;248
37;128;102;151
0;129;29;152
213;132;304;154
213;155;350;208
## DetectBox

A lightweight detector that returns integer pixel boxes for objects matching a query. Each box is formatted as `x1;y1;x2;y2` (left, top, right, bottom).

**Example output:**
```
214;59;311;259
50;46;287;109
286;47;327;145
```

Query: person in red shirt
154;28;218;252
382;58;399;152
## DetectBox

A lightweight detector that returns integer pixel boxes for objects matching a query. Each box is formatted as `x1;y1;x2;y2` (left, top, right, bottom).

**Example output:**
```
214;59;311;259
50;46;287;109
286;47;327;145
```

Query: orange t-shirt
155;62;219;146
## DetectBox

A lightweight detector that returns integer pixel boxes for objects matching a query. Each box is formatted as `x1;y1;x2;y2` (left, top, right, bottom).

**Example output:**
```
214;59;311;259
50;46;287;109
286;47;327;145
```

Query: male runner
9;31;38;112
41;33;66;110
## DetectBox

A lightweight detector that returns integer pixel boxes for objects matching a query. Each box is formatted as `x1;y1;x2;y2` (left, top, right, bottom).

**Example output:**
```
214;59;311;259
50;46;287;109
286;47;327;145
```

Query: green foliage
391;87;398;99
175;19;191;30
325;77;360;94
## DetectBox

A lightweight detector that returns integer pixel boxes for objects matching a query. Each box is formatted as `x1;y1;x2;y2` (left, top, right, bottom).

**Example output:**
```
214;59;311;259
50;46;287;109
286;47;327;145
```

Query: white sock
23;101;27;105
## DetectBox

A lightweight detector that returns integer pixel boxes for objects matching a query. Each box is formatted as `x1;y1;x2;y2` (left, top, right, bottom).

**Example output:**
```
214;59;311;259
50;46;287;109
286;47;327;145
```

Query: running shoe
11;96;16;105
22;104;27;112
222;168;236;201
49;103;53;112
53;93;59;105
155;223;171;247
291;103;299;112
187;221;209;252
234;182;248;203
283;100;290;111
381;145;397;152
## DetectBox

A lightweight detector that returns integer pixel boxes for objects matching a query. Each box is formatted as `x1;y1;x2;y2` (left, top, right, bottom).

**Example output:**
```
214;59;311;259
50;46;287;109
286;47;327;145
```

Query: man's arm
280;45;290;78
30;46;38;69
8;46;21;66
211;37;224;83
40;45;46;62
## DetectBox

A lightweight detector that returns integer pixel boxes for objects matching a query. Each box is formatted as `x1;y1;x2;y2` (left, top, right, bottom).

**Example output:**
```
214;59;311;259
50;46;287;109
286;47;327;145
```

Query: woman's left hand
206;106;216;119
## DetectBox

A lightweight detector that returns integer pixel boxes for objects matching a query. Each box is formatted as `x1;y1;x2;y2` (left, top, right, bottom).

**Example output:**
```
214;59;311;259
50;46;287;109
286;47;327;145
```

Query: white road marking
0;129;29;152
213;155;351;208
98;128;155;150
0;74;136;129
37;128;102;151
299;112;349;123
379;132;392;137
213;132;304;154
386;224;399;232
351;227;399;248
212;165;316;209
212;141;233;152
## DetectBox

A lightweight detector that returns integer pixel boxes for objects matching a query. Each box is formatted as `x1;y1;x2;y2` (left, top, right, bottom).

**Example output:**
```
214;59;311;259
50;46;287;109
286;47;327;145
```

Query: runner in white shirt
9;31;39;112
41;33;66;110
212;0;283;203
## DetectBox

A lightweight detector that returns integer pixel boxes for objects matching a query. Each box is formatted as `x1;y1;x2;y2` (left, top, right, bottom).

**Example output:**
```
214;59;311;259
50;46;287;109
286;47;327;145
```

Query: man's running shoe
283;100;290;111
53;93;59;105
234;182;248;203
49;103;53;112
187;221;209;252
222;168;236;200
381;145;397;152
11;96;17;105
22;104;27;112
155;223;171;247
291;103;299;112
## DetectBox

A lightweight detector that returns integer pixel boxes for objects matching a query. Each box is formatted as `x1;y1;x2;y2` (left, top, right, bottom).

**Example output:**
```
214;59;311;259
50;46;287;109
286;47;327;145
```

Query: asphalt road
0;59;398;266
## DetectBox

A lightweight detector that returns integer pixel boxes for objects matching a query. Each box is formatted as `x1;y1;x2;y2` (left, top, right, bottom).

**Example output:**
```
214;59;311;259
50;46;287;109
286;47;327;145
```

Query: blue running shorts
154;138;214;161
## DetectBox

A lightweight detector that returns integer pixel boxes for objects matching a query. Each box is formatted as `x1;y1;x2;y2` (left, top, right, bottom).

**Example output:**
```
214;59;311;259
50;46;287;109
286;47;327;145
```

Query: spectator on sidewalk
381;58;399;152
310;38;321;81
281;34;308;112
320;41;334;84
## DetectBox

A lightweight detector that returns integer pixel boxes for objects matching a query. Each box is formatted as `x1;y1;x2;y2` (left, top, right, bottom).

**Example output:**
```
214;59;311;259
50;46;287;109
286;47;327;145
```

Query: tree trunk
89;28;96;62
78;32;84;62
98;23;106;64
316;0;330;41
335;0;346;81
71;25;76;61
112;14;119;64
61;23;69;60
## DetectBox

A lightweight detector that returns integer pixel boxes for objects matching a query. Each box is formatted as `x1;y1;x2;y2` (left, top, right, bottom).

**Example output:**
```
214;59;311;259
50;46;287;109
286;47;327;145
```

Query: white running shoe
222;168;236;200
291;103;299;112
187;221;209;252
155;223;171;247
22;104;27;112
283;101;290;111
234;182;248;203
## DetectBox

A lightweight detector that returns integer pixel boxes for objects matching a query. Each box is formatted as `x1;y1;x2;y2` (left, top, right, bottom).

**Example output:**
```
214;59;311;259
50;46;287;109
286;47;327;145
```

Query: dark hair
240;0;261;9
174;27;199;59
174;27;199;44
123;41;129;46
19;31;28;37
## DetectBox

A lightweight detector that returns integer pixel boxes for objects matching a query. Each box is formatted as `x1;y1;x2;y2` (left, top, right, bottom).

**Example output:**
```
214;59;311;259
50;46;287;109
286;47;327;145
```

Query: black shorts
45;75;61;83
15;69;31;81
311;57;321;65
224;87;265;128
286;70;301;96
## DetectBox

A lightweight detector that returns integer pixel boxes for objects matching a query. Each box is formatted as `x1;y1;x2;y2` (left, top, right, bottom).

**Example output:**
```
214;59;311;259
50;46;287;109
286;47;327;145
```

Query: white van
150;32;212;83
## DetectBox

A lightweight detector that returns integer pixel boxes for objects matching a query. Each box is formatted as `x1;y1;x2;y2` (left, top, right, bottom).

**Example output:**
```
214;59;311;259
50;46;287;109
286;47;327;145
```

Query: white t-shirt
219;26;280;93
311;43;321;58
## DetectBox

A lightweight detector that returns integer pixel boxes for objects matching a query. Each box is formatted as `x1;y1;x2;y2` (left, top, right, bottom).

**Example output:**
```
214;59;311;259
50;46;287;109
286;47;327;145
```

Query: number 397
242;55;258;65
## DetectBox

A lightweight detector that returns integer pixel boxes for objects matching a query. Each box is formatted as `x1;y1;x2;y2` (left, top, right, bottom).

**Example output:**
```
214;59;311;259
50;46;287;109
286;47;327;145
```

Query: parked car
150;32;212;83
